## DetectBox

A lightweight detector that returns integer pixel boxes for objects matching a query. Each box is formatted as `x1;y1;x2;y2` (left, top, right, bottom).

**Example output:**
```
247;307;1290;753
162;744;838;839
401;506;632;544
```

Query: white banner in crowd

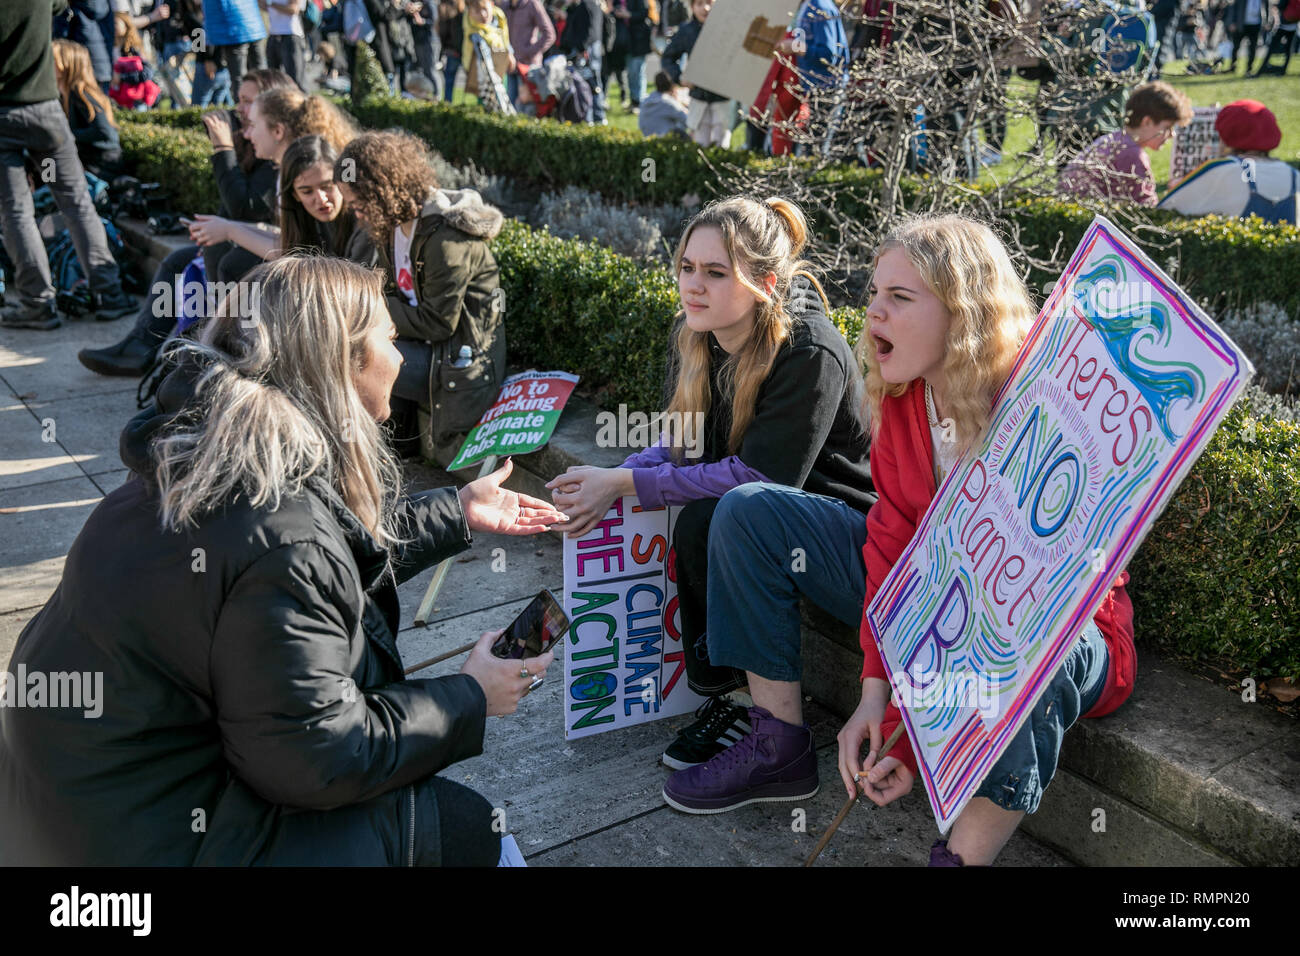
680;0;798;105
561;497;707;740
1169;106;1221;186
864;216;1254;832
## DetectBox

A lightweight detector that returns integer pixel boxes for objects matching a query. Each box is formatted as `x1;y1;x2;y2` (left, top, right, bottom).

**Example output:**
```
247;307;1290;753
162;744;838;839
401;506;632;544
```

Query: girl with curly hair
544;195;874;773
658;215;1136;869
336;129;507;455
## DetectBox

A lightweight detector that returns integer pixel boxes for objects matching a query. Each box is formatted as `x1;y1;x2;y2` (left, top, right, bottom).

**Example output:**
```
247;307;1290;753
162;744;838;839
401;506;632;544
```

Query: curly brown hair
256;89;358;154
335;130;440;242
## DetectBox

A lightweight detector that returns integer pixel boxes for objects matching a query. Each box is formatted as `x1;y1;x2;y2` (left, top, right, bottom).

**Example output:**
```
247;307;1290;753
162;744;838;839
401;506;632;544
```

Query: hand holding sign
457;458;568;535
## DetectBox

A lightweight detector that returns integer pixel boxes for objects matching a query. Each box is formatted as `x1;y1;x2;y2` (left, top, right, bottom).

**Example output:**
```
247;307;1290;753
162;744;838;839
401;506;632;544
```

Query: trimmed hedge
116;121;221;215
117;117;1300;681
121;98;1300;320
1131;390;1300;683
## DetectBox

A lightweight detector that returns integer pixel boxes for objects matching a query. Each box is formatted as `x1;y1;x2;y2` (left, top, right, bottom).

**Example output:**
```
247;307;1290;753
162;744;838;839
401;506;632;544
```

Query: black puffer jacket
0;361;487;865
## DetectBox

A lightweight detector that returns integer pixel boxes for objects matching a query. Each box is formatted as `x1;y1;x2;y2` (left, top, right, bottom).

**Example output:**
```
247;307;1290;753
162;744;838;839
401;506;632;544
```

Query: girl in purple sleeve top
1057;81;1193;208
546;195;875;769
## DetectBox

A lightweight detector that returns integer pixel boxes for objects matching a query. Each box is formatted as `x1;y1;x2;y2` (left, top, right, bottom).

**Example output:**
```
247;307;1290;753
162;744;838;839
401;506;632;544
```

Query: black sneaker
93;287;137;322
662;695;752;770
0;300;61;330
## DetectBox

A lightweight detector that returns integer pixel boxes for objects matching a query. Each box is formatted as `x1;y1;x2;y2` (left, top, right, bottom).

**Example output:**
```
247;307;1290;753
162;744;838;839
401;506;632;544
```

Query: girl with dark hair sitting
183;134;376;265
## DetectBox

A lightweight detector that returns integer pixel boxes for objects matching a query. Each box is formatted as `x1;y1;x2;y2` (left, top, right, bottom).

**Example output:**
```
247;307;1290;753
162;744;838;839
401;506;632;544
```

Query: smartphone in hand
490;589;569;660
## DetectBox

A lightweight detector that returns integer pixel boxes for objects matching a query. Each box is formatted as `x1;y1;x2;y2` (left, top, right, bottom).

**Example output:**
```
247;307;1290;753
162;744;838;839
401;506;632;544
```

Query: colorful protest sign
864;215;1254;832
1169;106;1221;185
447;370;579;471
561;497;707;739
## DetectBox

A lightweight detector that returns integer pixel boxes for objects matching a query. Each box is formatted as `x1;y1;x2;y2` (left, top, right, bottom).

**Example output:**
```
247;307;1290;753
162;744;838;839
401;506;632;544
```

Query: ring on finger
518;666;531;679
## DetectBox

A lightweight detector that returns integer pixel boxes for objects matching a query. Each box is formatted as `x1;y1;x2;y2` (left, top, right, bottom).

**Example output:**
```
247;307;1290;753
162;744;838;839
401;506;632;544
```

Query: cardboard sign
1169;106;1221;186
561;496;707;739
680;0;798;105
448;370;579;471
864;215;1254;832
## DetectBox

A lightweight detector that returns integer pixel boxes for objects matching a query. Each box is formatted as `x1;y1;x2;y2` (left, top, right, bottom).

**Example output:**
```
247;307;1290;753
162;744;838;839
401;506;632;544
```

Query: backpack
557;65;594;123
302;0;325;31
49;218;129;317
343;0;376;45
1284;0;1300;23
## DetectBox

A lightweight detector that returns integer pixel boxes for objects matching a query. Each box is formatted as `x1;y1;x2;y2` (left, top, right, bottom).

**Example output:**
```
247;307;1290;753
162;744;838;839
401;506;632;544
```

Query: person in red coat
661;213;1135;867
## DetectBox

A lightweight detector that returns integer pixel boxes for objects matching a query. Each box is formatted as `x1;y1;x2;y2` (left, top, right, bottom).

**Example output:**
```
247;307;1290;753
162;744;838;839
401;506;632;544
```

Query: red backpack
1284;0;1300;24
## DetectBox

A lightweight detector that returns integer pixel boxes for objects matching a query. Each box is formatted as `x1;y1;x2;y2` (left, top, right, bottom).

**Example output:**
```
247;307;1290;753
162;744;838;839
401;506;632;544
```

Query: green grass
453;77;754;148
981;60;1299;194
438;59;1300;181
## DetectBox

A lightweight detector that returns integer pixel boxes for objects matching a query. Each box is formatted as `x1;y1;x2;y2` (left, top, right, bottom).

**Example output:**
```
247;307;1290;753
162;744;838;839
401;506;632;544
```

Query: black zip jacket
0;359;487;865
662;275;877;516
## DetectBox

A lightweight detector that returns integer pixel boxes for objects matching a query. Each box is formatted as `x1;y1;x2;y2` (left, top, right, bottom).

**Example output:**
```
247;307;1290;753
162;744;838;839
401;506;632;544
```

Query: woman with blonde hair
664;215;1135;867
51;38;121;177
546;194;874;773
0;255;567;865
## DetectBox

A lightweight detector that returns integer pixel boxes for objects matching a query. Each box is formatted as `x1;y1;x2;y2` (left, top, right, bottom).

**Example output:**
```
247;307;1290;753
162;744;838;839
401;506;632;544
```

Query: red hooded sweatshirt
860;379;1136;777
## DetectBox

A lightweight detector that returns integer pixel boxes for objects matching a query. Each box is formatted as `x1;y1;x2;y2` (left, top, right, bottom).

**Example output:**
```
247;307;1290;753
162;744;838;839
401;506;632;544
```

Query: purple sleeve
629;456;771;509
1114;144;1158;207
619;442;673;469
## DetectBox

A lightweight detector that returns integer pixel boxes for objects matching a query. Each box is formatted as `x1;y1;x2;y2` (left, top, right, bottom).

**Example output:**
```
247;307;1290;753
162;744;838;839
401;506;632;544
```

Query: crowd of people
0;0;1289;868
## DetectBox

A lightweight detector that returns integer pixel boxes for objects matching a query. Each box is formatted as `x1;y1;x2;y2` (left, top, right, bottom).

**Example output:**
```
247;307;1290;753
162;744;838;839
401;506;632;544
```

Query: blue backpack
48;217;128;317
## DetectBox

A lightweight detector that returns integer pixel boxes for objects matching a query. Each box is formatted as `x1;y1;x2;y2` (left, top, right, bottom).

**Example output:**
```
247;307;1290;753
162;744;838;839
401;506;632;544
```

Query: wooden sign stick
803;723;905;867
403;640;478;676
413;455;499;626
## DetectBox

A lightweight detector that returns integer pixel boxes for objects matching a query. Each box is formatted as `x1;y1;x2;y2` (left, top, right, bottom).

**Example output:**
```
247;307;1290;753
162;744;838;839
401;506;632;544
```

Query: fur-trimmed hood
423;188;504;240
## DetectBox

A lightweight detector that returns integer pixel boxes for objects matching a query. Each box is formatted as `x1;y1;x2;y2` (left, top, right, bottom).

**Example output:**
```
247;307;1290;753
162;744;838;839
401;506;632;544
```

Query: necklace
926;381;957;444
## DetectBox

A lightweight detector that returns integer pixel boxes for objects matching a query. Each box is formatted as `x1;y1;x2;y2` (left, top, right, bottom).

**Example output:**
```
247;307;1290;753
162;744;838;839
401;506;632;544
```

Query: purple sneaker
662;707;819;814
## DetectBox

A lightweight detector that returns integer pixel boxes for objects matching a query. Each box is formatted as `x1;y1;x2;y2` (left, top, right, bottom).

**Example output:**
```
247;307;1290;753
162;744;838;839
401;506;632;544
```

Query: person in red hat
1159;98;1298;225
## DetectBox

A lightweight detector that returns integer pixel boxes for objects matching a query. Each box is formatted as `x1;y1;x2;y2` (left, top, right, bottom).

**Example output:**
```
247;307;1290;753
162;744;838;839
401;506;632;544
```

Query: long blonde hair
152;257;405;547
52;39;117;128
666;195;829;458
857;214;1036;456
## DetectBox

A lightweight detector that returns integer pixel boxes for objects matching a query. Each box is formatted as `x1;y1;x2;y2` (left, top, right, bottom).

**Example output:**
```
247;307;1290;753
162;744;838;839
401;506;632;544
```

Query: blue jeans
191;66;233;107
584;43;606;122
442;55;461;102
625;54;646;105
706;482;1109;815
393;337;432;407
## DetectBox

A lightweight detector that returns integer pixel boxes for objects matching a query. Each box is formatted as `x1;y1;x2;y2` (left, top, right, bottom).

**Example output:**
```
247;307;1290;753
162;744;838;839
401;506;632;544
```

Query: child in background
638;69;689;137
1057;81;1193;207
660;215;1135;869
52;39;122;178
546;196;874;773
